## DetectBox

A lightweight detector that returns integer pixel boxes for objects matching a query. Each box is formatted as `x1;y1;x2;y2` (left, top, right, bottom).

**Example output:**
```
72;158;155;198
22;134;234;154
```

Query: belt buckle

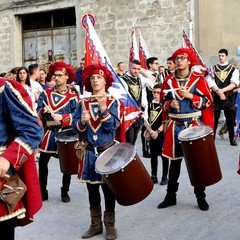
94;147;99;157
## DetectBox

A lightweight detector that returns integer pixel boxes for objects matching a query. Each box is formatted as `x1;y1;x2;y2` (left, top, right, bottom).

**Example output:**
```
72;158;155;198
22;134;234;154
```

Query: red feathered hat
172;48;197;69
83;63;114;93
49;61;76;84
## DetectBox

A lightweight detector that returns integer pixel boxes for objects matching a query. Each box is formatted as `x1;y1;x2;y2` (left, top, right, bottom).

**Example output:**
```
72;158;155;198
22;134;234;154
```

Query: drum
95;143;154;206
55;129;79;175
178;125;222;187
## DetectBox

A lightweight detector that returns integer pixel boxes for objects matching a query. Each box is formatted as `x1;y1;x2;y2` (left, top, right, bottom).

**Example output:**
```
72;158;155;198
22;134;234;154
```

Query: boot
157;182;179;209
61;174;71;202
194;187;209;211
82;207;103;239
104;211;117;240
41;188;48;201
160;176;168;185
61;190;70;203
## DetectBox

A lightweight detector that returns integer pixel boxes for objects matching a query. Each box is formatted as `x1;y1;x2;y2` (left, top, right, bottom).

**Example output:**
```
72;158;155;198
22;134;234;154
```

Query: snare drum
95;143;153;206
55;129;79;175
178;125;222;187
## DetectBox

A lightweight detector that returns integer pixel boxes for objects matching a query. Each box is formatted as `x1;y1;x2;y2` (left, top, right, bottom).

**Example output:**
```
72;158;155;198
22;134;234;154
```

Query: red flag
182;30;208;75
138;30;151;69
84;15;111;67
82;15;140;132
129;23;139;65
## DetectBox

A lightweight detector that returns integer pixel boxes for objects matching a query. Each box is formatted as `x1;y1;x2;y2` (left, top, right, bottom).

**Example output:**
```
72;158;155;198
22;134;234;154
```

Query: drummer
37;61;79;202
72;63;125;240
158;48;214;211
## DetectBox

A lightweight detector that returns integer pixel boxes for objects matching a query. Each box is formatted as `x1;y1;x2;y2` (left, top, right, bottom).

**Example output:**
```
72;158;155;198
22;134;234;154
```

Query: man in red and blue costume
0;78;43;239
158;48;214;211
72;63;125;239
37;61;79;202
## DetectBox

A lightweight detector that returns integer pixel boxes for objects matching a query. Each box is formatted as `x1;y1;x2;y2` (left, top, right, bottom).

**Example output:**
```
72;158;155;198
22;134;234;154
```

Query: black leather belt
86;141;115;153
171;118;197;126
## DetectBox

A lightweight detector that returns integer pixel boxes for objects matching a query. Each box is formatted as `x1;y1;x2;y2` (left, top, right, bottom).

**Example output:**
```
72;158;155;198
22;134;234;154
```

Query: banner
129;23;139;65
84;15;112;67
83;15;140;130
138;29;151;69
107;62;141;131
182;30;209;75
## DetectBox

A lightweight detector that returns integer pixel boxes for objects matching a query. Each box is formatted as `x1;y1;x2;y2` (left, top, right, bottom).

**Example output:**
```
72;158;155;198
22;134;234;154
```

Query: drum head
178;125;212;141
55;129;78;142
95;143;136;175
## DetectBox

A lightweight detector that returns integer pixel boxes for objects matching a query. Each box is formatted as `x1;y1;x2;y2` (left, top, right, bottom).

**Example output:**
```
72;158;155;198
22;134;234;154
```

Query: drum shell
56;130;79;175
180;131;222;187
95;143;153;206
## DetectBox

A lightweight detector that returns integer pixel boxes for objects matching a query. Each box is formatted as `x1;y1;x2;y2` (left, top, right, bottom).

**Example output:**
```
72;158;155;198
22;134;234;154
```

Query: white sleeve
140;75;154;89
230;68;240;86
206;74;217;88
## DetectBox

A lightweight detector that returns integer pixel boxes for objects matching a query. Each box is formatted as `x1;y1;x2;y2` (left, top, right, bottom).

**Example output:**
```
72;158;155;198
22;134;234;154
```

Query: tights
0;218;15;240
86;183;116;212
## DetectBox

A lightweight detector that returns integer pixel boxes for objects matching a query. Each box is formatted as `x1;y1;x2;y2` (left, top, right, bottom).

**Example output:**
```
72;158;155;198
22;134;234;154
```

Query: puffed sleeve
1;80;44;170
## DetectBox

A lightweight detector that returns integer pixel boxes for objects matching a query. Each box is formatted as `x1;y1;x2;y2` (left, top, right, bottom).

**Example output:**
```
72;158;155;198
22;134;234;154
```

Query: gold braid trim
0;208;26;222
15;138;34;155
6;81;37;117
168;111;201;119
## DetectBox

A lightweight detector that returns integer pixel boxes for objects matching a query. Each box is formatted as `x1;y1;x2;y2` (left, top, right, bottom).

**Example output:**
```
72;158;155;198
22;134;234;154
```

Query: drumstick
80;94;110;99
167;79;180;112
4;174;10;179
163;88;181;93
43;101;54;115
43;101;60;124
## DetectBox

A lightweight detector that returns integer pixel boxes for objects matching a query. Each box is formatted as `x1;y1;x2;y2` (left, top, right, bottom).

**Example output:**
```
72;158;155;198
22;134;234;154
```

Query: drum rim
178;125;212;141
95;142;137;175
55;128;78;142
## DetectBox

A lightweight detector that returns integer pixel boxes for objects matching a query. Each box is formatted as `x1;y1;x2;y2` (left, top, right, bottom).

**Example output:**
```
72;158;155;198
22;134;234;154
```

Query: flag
138;29;151;69
182;30;209;75
83;15;140;131
107;61;141;131
129;22;139;64
84;15;111;67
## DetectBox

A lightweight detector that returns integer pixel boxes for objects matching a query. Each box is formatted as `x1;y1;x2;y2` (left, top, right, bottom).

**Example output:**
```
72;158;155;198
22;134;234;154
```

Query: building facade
0;0;239;73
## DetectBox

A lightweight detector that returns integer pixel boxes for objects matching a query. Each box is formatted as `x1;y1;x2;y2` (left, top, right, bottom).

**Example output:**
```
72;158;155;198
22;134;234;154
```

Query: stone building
0;0;239;73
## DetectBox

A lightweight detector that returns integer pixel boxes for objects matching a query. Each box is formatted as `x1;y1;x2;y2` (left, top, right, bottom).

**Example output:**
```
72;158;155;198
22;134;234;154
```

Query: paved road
16;129;240;240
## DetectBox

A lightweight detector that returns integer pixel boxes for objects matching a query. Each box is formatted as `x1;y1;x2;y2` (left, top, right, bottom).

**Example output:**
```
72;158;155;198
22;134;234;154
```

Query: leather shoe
151;176;158;184
41;190;48;201
143;151;151;158
230;140;237;146
157;195;176;209
160;176;168;185
61;191;70;203
197;198;209;211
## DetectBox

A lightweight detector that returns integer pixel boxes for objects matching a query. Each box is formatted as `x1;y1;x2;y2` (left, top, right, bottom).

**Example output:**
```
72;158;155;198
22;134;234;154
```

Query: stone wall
0;15;12;72
0;0;192;72
77;0;191;67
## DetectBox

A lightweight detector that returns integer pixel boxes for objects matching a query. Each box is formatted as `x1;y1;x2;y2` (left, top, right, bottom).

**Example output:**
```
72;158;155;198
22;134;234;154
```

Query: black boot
160;176;168;185
158;182;179;209
194;187;209;211
61;174;71;203
61;189;70;203
41;188;48;201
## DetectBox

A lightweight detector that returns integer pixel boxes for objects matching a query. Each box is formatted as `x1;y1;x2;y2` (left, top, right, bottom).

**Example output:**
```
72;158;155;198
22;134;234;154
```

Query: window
22;7;76;31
